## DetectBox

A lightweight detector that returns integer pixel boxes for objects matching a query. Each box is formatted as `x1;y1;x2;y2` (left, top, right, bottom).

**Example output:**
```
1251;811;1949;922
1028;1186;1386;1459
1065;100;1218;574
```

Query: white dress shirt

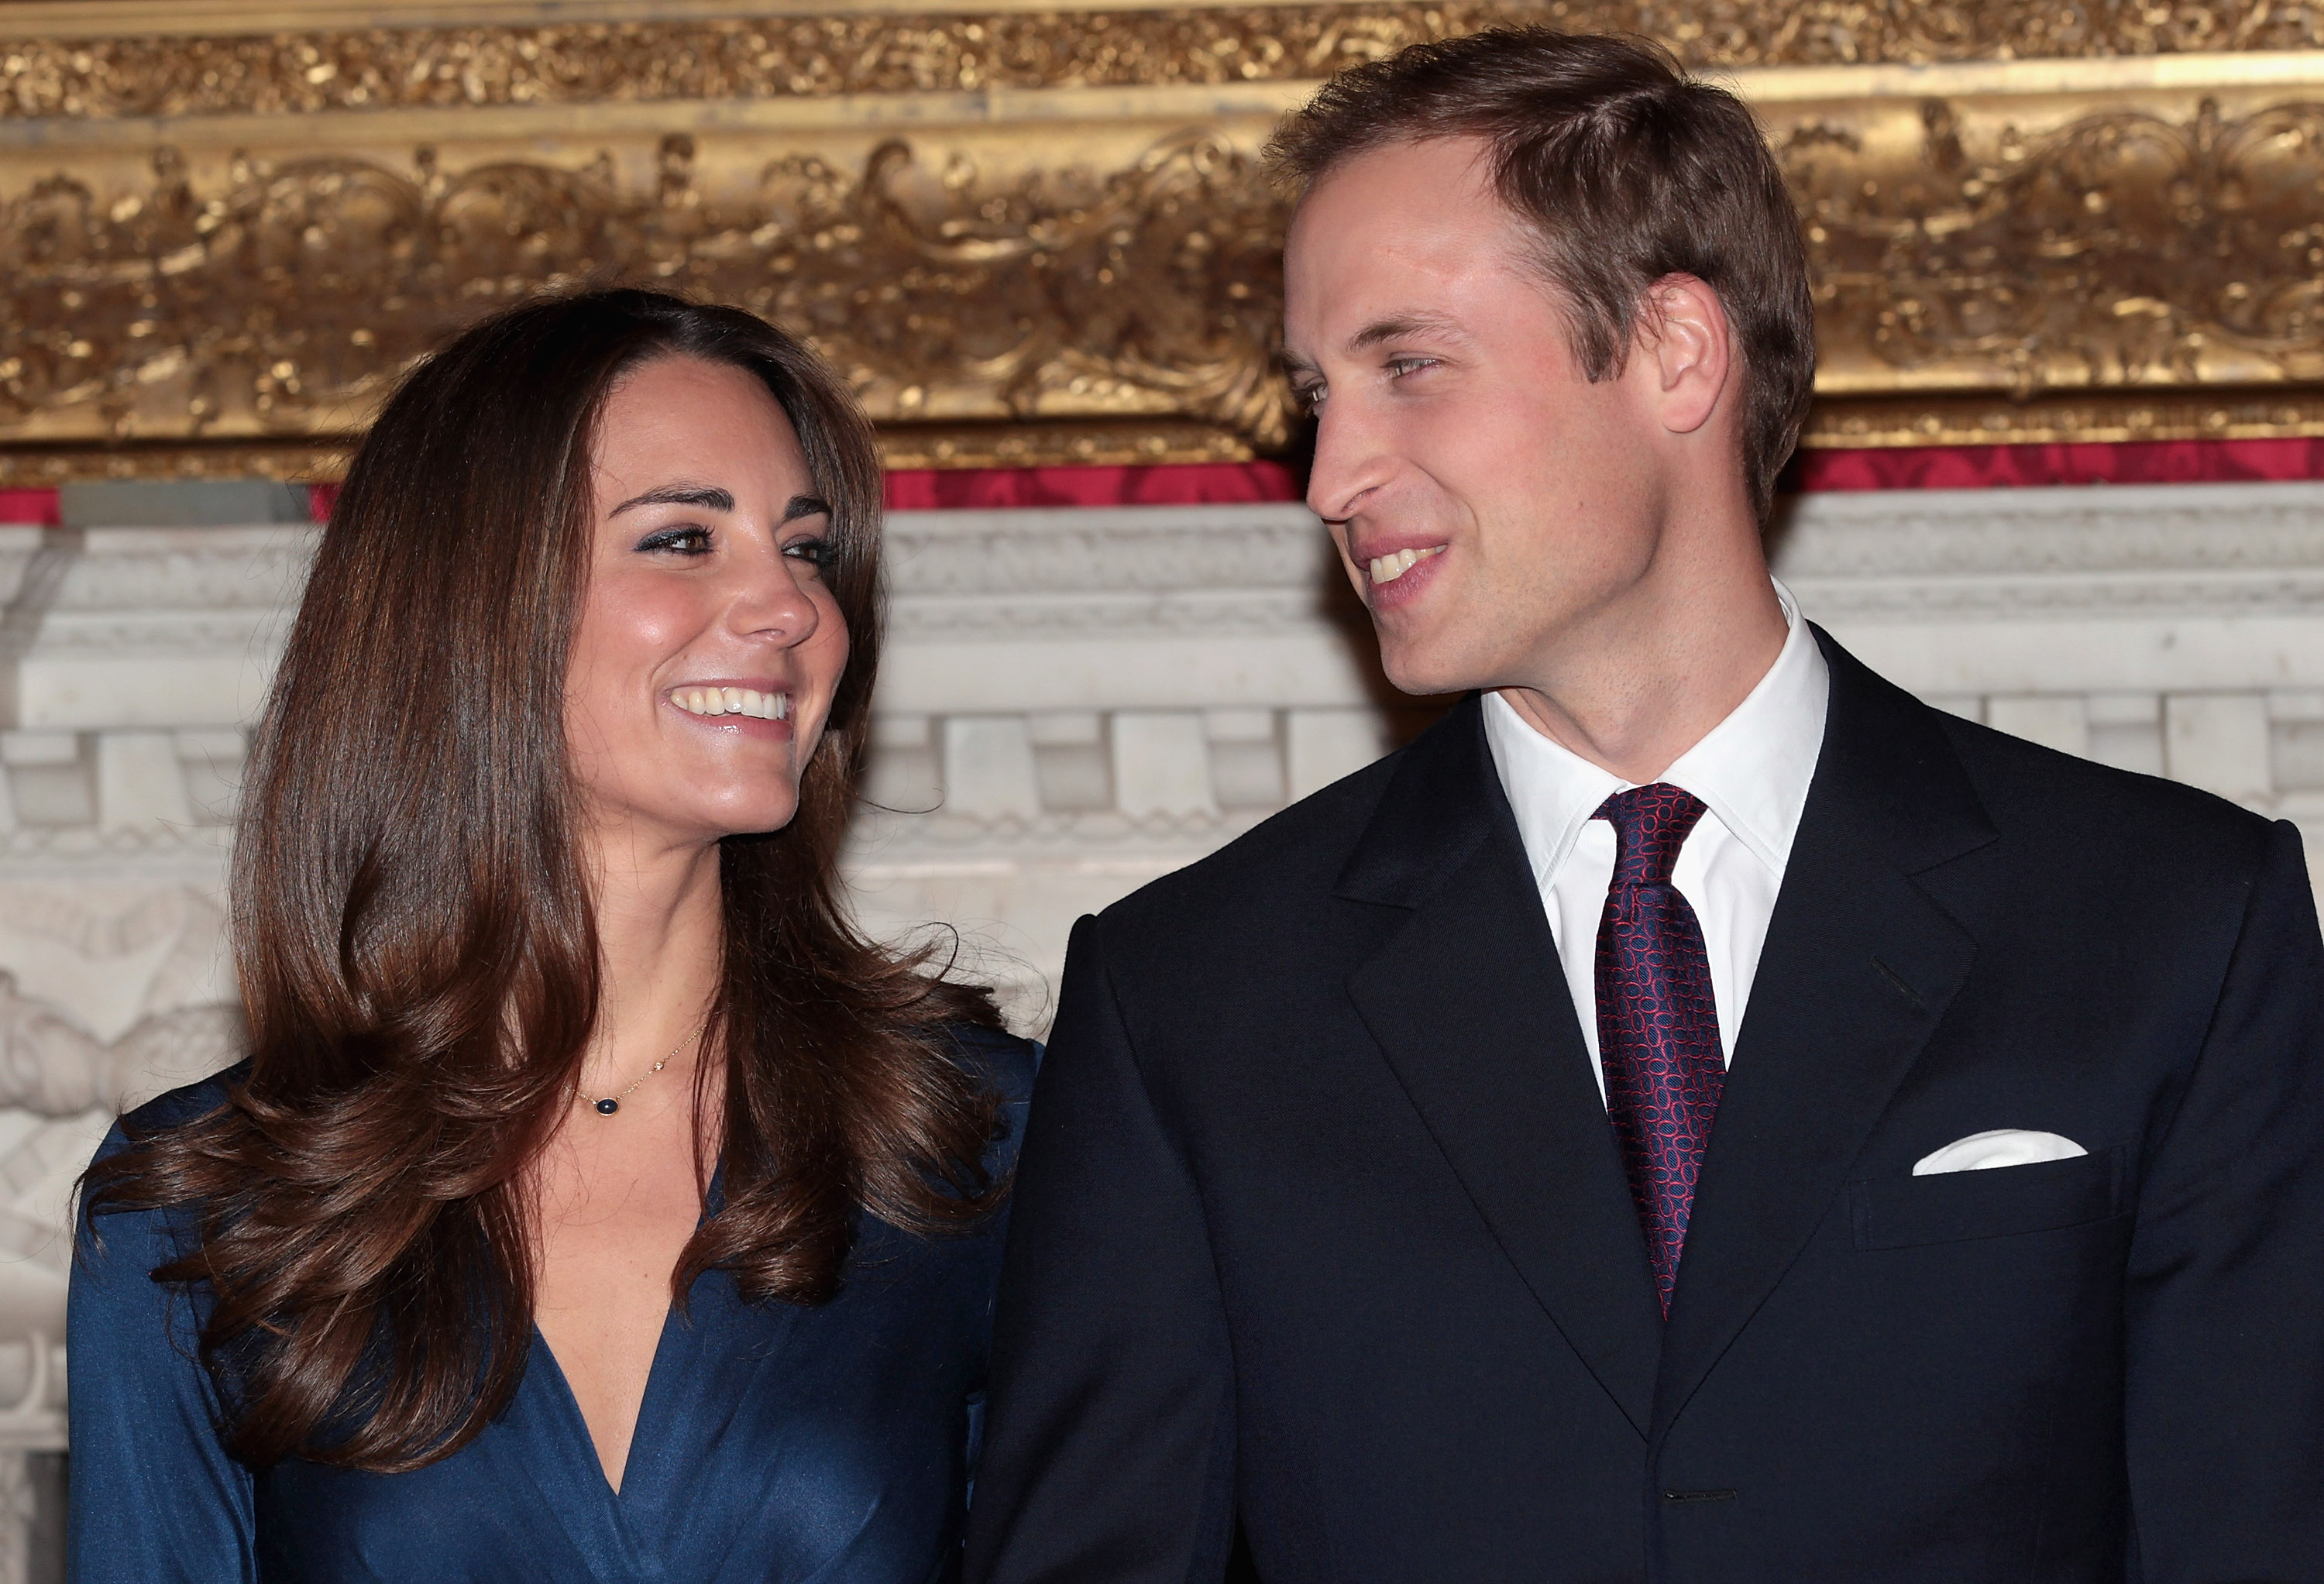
1482;582;1831;1100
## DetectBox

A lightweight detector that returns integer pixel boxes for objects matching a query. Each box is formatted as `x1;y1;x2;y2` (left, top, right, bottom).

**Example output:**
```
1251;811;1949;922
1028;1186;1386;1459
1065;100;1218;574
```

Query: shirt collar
1482;579;1831;888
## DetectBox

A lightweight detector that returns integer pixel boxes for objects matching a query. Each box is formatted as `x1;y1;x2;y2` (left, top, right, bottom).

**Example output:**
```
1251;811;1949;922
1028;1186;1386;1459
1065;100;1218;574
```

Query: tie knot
1593;782;1707;887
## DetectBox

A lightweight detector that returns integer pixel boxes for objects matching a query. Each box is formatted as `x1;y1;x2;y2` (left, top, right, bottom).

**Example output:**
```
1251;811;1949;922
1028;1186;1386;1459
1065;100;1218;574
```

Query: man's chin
1376;643;1483;702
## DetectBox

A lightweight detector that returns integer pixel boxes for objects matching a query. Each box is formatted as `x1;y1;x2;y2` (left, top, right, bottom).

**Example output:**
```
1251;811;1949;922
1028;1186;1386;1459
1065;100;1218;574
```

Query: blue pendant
594;1098;619;1115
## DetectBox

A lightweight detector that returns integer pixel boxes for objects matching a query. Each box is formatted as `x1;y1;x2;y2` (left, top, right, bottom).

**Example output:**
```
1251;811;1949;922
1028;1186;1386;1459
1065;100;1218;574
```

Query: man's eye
784;538;830;568
1293;384;1327;412
1385;357;1439;381
638;525;712;555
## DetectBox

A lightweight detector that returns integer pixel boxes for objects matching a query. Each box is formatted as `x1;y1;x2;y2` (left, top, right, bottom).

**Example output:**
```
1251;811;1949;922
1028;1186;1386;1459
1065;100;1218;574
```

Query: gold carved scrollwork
5;2;2324;473
8;3;2324;121
0;129;1287;466
1799;97;2324;393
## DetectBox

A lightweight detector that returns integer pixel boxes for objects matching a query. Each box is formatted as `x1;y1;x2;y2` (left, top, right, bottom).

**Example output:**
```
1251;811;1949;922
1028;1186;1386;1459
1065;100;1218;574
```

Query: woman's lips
667;683;795;740
671;684;788;723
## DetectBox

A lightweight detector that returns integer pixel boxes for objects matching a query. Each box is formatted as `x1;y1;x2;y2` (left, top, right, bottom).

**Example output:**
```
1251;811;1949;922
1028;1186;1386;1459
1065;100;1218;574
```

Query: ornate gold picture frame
5;0;2323;479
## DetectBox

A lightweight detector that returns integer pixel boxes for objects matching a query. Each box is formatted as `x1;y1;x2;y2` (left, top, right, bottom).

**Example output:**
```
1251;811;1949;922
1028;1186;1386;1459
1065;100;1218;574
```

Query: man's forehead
1284;202;1535;362
1290;141;1528;270
1305;132;1496;202
1281;307;1476;376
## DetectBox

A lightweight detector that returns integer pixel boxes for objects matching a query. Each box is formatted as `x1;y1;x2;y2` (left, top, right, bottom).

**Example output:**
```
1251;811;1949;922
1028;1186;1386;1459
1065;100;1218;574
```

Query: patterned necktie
1593;783;1724;1318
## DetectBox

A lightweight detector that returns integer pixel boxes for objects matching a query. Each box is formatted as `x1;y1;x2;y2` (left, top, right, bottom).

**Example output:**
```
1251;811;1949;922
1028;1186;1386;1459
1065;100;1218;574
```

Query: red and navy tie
1593;783;1724;1318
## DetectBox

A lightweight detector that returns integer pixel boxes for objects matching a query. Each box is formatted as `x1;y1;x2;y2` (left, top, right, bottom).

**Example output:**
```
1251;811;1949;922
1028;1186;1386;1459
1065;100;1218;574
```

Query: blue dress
67;1026;1036;1584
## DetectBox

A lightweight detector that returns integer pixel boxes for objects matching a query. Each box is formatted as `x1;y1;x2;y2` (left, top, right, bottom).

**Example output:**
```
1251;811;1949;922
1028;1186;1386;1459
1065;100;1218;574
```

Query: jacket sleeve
2123;818;2324;1579
963;914;1239;1584
67;1129;257;1584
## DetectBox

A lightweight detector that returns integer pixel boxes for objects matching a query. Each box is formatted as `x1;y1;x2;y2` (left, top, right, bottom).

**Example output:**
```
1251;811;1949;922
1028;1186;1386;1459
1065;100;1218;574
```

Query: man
964;30;2324;1583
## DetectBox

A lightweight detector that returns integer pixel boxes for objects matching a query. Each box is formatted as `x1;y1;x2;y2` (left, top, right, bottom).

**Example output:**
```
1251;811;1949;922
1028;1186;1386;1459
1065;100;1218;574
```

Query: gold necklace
580;1015;706;1117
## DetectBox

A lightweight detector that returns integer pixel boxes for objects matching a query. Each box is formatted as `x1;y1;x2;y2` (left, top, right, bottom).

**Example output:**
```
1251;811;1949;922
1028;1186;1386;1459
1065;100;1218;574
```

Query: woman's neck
578;819;726;1099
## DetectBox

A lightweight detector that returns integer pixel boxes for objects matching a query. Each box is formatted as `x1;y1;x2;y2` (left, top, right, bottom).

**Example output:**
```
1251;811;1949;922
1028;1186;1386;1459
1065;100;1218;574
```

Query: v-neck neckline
528;1165;727;1508
531;1301;687;1504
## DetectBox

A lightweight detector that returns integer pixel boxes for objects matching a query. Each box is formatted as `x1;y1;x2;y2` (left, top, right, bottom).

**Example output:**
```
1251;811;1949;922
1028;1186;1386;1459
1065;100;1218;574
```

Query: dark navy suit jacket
964;631;2324;1583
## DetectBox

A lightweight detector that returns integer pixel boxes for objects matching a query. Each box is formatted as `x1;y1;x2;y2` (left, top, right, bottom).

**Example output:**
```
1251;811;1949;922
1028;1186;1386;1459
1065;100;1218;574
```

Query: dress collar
1482;579;1831;886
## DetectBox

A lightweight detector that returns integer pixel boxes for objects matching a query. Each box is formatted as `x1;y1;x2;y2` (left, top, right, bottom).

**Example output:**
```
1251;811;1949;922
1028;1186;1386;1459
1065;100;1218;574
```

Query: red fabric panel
0;490;59;527
310;466;1298;520
46;438;2324;531
888;441;2324;506
882;461;1301;510
1787;436;2324;491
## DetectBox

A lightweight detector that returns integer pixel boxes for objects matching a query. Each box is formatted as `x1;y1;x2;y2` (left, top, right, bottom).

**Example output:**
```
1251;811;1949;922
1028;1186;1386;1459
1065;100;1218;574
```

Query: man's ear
1640;273;1732;437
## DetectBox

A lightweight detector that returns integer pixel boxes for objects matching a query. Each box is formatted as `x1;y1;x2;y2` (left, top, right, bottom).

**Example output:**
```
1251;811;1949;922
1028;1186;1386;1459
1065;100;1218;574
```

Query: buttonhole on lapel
1662;1489;1738;1504
1870;956;1926;1010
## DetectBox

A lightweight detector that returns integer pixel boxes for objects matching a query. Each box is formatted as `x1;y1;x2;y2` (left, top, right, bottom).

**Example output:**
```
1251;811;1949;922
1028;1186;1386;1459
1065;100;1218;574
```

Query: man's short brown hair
1267;29;1815;521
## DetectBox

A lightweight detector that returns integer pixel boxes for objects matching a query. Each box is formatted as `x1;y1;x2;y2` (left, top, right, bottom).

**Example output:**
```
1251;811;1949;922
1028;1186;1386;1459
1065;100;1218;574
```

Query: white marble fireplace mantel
0;476;2317;1579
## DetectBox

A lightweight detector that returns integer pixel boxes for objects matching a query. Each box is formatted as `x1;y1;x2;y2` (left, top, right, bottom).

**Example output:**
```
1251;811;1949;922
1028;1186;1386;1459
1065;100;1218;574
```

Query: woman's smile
666;679;793;736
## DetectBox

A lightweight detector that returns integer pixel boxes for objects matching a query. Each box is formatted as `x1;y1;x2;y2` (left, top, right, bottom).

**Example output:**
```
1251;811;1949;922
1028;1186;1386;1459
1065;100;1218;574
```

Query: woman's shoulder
98;1062;249;1167
75;1068;249;1305
81;1063;249;1259
937;1022;1040;1109
936;1022;1038;1184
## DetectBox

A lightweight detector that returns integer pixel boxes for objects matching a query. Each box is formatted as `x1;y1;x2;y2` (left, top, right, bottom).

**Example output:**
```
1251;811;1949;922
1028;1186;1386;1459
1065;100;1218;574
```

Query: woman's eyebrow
610;483;735;516
782;494;832;522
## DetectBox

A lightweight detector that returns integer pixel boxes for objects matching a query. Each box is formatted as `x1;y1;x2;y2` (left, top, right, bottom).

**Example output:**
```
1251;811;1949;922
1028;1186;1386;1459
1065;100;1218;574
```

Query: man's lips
1362;545;1446;587
1343;528;1450;585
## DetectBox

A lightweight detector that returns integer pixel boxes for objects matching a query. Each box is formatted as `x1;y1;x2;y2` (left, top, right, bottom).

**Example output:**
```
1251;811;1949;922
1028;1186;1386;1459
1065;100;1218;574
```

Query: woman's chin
705;799;803;841
590;795;803;850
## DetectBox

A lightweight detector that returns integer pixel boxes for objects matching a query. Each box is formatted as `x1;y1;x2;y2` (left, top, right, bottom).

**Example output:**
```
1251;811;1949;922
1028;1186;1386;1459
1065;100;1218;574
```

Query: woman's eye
784;537;830;569
638;525;712;556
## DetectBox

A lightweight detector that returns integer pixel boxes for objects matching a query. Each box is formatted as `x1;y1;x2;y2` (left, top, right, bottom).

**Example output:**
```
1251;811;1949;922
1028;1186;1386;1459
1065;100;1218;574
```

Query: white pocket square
1913;1129;2088;1176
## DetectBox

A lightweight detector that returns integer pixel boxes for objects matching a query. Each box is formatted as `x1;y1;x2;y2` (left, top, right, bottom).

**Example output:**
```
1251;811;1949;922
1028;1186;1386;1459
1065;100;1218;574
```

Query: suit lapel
1652;631;1996;1436
1341;699;1664;1438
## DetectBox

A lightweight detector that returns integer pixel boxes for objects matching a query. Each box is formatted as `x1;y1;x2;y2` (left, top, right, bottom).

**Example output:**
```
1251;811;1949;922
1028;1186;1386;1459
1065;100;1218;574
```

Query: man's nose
1305;404;1394;525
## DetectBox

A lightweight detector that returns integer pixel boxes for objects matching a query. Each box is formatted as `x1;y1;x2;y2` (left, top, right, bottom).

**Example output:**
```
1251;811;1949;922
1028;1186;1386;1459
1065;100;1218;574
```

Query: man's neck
1495;571;1789;785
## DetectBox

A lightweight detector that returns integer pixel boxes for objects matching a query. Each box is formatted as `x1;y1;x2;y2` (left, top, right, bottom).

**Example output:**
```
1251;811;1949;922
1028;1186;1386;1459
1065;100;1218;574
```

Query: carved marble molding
25;527;308;665
1;2;2322;475
0;479;2311;1555
1779;479;2324;596
0;969;240;1118
890;487;2324;627
0;490;2319;681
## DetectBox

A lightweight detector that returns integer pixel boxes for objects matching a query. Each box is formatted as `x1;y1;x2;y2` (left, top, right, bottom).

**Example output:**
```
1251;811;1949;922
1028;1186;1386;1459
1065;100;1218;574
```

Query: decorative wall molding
885;502;1342;637
887;486;2324;638
0;483;2310;1008
0;121;1294;459
12;0;2323;118
5;3;2324;475
0;480;2308;1566
0;972;241;1119
1774;483;2324;617
1799;94;2324;396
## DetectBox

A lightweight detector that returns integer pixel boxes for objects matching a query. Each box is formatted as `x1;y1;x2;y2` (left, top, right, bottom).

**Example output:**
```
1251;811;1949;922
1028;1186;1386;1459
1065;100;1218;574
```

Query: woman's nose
731;548;821;646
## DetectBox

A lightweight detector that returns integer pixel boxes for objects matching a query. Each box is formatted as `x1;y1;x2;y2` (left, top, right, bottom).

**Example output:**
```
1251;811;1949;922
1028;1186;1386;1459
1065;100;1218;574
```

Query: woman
69;290;1034;1582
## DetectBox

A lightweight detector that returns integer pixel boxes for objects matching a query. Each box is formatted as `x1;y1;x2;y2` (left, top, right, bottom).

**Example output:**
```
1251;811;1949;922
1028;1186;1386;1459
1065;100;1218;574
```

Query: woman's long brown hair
79;290;1006;1472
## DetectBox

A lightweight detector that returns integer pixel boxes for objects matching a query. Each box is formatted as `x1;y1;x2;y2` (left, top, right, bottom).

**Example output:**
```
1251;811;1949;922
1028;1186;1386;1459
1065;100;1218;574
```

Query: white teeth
672;686;789;721
1367;545;1444;586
